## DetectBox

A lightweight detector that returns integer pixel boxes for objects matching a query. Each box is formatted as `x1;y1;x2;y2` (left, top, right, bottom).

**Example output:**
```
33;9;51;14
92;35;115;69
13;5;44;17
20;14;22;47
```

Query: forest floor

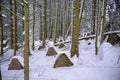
1;39;120;80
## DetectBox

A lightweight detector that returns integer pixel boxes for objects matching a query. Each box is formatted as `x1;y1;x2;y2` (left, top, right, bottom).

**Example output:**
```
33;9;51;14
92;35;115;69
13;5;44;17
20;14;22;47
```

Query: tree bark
13;0;18;55
42;0;47;48
23;0;30;80
100;0;107;44
9;0;14;49
71;0;80;58
39;0;43;41
0;0;3;56
54;0;58;44
95;0;99;55
91;0;96;34
71;0;85;58
57;0;60;40
32;0;36;50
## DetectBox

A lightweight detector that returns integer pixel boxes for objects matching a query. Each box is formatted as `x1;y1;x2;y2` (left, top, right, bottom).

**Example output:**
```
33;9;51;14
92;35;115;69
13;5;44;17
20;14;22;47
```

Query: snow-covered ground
1;40;120;80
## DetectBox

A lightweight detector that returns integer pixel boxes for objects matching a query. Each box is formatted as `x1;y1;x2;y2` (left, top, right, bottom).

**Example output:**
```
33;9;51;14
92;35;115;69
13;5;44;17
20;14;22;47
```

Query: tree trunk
21;0;24;29
91;0;96;34
23;0;30;80
95;0;99;55
39;0;43;41
49;0;53;39
9;0;14;49
71;0;85;58
100;0;107;44
0;0;3;56
71;0;80;58
53;1;57;43
32;0;36;50
62;1;66;39
42;0;47;48
13;0;18;55
57;0;60;40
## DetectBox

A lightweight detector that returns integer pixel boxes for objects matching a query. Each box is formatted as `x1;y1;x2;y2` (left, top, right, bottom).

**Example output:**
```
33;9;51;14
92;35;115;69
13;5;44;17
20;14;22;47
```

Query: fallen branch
79;35;95;40
62;30;120;44
104;30;120;35
62;35;95;44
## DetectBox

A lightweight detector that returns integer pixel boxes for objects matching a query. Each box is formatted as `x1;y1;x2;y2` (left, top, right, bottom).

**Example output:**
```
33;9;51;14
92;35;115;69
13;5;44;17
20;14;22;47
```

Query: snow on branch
58;35;96;44
2;14;6;17
104;30;120;35
23;0;29;4
60;30;120;44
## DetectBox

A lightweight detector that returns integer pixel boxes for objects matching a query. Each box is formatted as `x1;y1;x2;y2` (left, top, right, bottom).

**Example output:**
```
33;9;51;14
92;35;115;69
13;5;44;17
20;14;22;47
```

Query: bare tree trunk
39;0;43;41
54;0;58;44
0;0;3;56
23;0;30;80
63;0;72;40
71;0;80;58
91;0;96;34
32;0;36;50
47;0;51;40
62;1;66;39
21;0;24;29
95;0;99;55
56;0;60;40
13;0;18;55
49;0;53;39
9;0;14;49
100;0;107;44
42;0;47;48
71;0;85;58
